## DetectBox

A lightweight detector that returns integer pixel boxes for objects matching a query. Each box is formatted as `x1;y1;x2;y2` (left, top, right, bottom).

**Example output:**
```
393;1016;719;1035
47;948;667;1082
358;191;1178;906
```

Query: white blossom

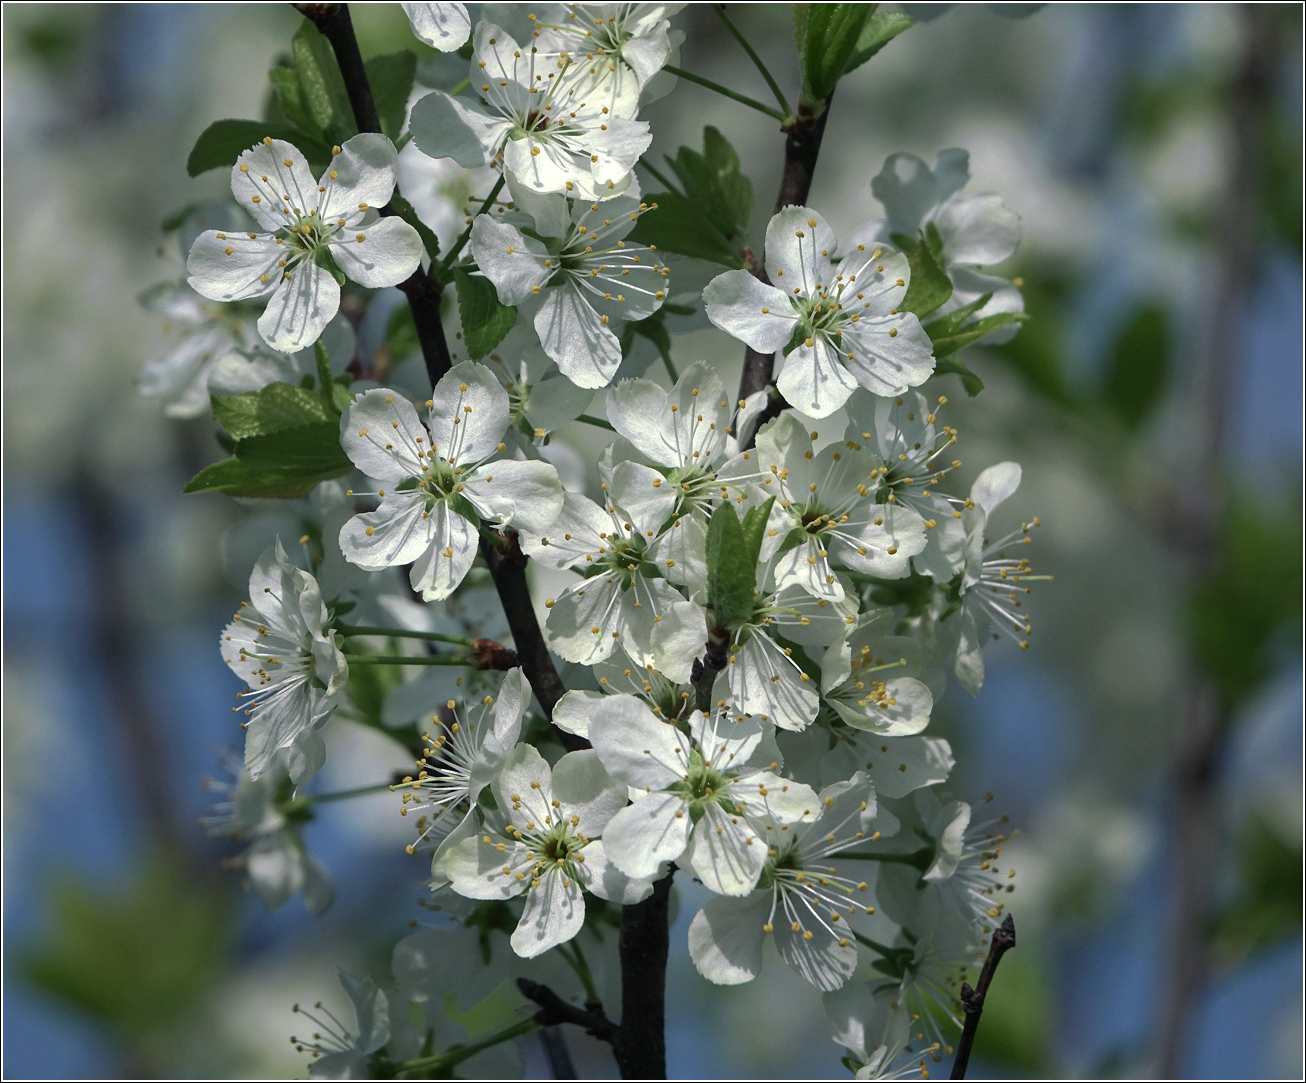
395;141;499;256
220;542;347;784
470;190;667;387
551;647;696;739
825;981;932;1081
703;206;935;418
409;22;652;200
688;774;878;991
188;135;422;353
753;411;928;602
518;459;698;675
338;362;564;601
397;668;530;887
293;971;391;1079
865;148;1024;335
590;697;819;895
821;613;934;736
444;743;652;957
820;733;955;800
202;748;334;915
533;3;685;111
402;2;471;52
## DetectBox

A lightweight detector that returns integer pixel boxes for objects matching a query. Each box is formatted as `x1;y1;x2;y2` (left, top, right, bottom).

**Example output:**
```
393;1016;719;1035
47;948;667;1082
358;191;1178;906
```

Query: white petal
339;493;436;571
402;2;470;51
607;375;674;463
544;578;624;666
330;217;422;288
649;598;706;684
230;139;318;231
835;501;928;579
534;281;623;389
969;460;1021;517
550;689;603;739
462;459;563;531
610;460;675;538
840;313;936;398
444;833;532;899
933;191;1021;267
688;892;769;985
469;216;551;305
831;676;933;737
257;261;340;353
772;913;858;991
729;633;819;731
821;735;954;799
409;90;506;170
407;504;478;601
600;791;691;879
731;770;820;824
512;868;585;958
589;694;689;789
580;840;655;905
518;491;609;570
650;514;708;595
837;244;910;317
342;388;429;480
493;742;557;827
702;269;796;353
551;749;627;836
428;361;510;465
186;230;280;303
765;206;837;296
683;802;766;896
871;151;963;238
776;337;859;419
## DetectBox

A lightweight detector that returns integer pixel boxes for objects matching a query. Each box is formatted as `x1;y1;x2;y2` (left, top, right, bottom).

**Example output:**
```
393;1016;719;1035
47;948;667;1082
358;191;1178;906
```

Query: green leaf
740;496;776;567
923;292;993;339
313;243;348;286
1101;304;1169;430
934;356;985;396
292;21;358;145
388;192;440;261
928;311;1030;360
444;980;530;1040
843;11;914;73
706;503;756;631
795;3;873;104
210;382;336;440
269;65;319;138
627;189;745;267
663;127;753;241
896;234;953;318
364;50;417;141
186;119;323;177
184;423;352;498
453;268;517;359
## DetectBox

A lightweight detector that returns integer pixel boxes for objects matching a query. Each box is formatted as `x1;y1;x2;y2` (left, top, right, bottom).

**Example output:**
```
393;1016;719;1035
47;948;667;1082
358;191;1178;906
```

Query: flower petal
469;216;551;305
186;230;280;303
462;458;564;531
257;260;340;353
683;802;766;896
407;504;478;601
776;336;859;419
552;749;627;836
409;90;506;170
589;694;688;789
342;388;429;480
512;868;585;958
534;281;623;389
765;206;837;297
580;839;655;905
339;492;437;571
230;138;318;231
688;892;770;985
401;2;470;52
445;833;532;899
428;360;510;465
330;216;422;288
702;269;796;353
600;791;691;879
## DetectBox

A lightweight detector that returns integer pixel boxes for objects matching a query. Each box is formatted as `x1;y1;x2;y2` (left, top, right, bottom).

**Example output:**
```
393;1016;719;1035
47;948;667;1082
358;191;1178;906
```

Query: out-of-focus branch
1154;7;1276;1076
950;914;1017;1080
517;978;618;1045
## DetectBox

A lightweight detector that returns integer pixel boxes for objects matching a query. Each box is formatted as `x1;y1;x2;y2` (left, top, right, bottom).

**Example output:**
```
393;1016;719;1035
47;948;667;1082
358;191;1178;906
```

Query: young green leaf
740;496;776;568
843;11;914;73
934;355;985;396
269;65;320;139
663;127;753;241
184;422;352;498
897;235;954;318
210;382;336;441
795;3;873;104
923;292;994;339
627;190;746;267
186;119;323;177
291;21;357;145
364;50;417;141
453;268;517;359
706;503;757;631
929;311;1029;359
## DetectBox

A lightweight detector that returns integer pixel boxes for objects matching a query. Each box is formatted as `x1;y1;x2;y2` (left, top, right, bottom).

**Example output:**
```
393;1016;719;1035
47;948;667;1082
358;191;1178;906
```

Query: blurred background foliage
2;3;1301;1079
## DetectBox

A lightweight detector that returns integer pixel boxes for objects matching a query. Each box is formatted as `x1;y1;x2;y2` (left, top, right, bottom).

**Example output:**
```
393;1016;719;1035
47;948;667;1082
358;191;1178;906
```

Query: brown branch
301;2;574;747
735;93;836;423
949;913;1016;1080
517;978;618;1045
612;870;675;1079
690;627;730;713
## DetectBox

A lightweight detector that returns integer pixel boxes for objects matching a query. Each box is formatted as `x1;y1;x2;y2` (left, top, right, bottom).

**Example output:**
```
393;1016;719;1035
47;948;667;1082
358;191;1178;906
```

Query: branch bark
518;978;618;1045
300;0;573;745
613;870;675;1079
735;93;835;416
949;913;1016;1080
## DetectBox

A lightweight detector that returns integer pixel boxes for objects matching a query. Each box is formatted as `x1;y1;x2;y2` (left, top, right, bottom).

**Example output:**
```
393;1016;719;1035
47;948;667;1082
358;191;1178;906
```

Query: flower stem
296;780;396;807
576;413;615;432
709;3;792;117
449;75;471;97
663;65;785;121
838;845;935;870
341;653;469;666
336;623;477;647
392;1017;539;1078
435;174;507;280
661;349;679;384
559;940;600;1004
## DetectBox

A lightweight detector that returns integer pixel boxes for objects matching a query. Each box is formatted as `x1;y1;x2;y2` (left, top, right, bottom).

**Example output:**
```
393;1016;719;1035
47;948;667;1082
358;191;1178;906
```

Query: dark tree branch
613;870;674;1079
950;913;1016;1080
302;1;574;747
735;93;836;423
517;978;619;1045
690;627;730;713
538;1027;579;1080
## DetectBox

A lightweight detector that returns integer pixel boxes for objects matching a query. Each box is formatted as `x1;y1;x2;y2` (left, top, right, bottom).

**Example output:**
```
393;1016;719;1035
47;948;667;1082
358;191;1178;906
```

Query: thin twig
710;3;792;116
517;978;619;1044
663;64;785;120
950;914;1016;1079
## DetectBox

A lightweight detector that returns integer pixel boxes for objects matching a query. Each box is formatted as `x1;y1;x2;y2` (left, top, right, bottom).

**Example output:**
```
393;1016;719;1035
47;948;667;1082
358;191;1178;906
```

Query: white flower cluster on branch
140;3;1046;1078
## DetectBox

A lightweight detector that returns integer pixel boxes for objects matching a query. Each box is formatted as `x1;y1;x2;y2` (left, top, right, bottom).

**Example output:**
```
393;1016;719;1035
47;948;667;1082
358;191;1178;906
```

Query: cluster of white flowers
142;4;1045;1078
